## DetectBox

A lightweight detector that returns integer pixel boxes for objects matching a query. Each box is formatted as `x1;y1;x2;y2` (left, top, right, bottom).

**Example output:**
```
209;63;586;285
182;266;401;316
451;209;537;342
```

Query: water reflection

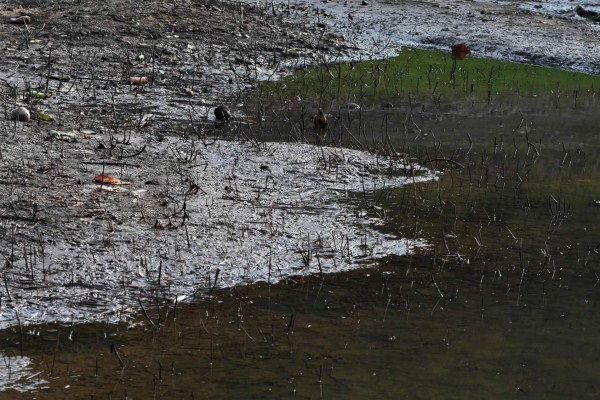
0;350;46;393
0;261;598;399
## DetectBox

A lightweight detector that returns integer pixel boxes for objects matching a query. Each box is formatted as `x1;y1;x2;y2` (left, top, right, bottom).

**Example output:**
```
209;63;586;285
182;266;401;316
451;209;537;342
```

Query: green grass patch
265;47;599;102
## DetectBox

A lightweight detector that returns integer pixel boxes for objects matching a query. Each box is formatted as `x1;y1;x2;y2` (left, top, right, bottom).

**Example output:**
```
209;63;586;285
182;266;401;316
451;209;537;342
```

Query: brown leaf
451;43;470;60
128;76;148;86
95;175;129;185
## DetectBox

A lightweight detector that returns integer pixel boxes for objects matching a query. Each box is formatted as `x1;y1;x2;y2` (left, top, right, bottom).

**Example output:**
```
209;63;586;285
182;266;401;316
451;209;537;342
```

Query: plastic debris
451;43;470;60
49;130;78;142
49;73;70;81
9;16;30;24
37;112;54;122
313;108;328;131
30;90;49;99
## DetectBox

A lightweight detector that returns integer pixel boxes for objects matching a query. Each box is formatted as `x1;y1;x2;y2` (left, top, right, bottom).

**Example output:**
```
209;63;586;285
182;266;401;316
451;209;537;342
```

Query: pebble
214;105;231;122
9;15;30;24
11;106;30;122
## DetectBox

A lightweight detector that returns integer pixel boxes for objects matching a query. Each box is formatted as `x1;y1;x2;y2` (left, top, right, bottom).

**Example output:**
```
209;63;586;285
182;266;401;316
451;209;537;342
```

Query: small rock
9;15;30;24
347;102;361;111
11;106;30;122
361;0;369;5
214;106;231;122
576;6;600;22
383;102;394;108
576;6;598;19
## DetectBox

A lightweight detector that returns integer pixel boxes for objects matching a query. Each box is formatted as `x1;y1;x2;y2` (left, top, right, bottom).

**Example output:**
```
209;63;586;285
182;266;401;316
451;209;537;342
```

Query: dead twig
420;158;464;169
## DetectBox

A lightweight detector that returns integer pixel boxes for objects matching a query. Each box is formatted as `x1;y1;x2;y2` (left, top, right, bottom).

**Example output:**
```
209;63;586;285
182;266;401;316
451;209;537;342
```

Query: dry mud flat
0;0;433;329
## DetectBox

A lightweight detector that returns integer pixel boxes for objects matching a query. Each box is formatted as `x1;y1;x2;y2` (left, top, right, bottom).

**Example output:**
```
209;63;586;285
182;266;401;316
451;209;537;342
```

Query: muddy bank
0;0;435;330
248;0;600;74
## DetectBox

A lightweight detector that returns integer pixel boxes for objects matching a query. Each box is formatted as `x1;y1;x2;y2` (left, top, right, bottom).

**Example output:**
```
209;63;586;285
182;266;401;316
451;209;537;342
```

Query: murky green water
1;50;600;398
1;260;599;399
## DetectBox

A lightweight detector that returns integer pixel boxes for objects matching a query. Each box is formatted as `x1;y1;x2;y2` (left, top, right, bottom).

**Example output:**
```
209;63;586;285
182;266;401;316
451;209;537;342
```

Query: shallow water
1;256;599;399
0;351;46;393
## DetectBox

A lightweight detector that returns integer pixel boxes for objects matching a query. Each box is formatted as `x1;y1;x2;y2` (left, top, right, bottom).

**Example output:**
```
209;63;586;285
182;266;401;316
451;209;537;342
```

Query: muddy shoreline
239;0;600;75
0;0;424;329
0;0;597;330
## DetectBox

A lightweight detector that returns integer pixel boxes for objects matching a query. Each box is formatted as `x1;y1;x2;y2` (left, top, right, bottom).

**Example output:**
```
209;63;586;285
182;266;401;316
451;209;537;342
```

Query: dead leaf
186;182;200;195
451;43;470;60
128;76;148;86
94;175;129;185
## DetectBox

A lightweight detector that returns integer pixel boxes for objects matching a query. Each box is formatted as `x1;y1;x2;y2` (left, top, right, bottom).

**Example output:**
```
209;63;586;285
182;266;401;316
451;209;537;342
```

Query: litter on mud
94;175;130;185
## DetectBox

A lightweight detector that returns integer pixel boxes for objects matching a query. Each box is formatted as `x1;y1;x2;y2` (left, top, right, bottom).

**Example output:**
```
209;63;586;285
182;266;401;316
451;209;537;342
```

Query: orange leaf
95;175;125;185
